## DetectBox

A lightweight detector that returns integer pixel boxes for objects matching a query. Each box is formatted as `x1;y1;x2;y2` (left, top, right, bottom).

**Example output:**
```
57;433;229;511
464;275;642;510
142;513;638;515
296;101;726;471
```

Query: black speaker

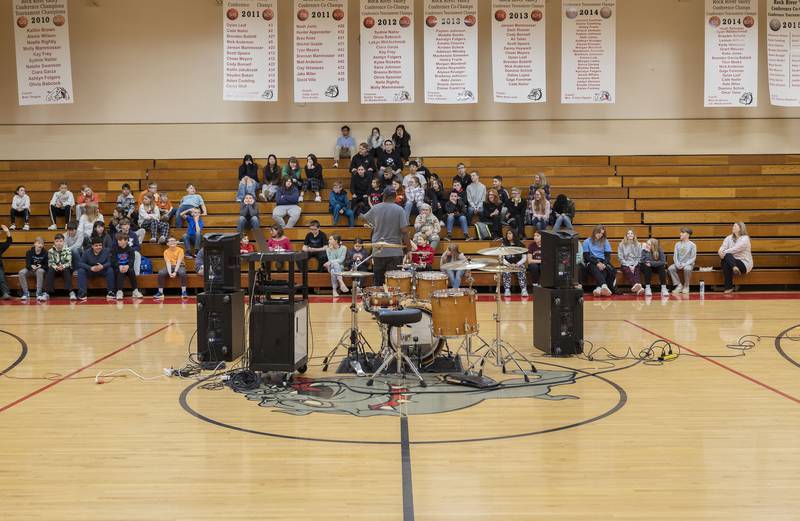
196;291;245;362
249;300;309;372
533;286;584;356
203;232;241;292
540;229;580;288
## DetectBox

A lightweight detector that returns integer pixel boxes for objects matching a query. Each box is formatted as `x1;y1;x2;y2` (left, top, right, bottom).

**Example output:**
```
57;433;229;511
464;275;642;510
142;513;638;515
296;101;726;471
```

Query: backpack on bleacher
474;222;492;240
139;256;153;274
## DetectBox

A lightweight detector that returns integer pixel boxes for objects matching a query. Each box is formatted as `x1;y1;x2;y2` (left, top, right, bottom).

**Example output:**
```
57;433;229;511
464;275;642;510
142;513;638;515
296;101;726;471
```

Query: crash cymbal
440;260;491;271
409;249;434;255
477;264;525;273
477;246;528;257
339;270;373;278
366;241;405;249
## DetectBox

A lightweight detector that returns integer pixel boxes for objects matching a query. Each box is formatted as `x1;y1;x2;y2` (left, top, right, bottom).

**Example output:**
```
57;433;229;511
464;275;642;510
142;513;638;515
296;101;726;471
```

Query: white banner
223;1;278;102
492;0;546;103
561;1;616;104
360;0;414;104
424;0;478;104
704;0;758;107
294;0;348;103
13;0;73;106
767;0;800;106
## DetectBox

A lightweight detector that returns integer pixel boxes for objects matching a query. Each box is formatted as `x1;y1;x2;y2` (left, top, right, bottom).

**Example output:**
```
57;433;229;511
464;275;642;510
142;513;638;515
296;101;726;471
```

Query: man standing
362;188;409;285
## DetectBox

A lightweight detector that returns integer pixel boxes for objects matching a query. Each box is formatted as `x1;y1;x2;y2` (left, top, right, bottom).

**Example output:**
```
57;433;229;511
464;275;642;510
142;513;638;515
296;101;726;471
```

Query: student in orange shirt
153;236;187;299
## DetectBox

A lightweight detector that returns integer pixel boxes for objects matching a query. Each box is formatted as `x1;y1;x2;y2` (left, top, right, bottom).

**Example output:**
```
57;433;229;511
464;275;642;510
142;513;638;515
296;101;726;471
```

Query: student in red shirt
407;233;434;271
240;235;256;254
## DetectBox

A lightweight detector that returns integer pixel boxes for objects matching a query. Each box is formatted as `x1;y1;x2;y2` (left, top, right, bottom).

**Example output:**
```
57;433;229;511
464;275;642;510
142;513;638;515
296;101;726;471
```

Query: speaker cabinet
540;230;580;289
249;300;309;372
203;232;241;292
533;286;584;356
196;291;245;362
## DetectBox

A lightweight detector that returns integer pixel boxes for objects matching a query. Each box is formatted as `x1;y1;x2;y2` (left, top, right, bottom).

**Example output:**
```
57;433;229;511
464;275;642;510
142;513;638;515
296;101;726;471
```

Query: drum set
321;241;536;384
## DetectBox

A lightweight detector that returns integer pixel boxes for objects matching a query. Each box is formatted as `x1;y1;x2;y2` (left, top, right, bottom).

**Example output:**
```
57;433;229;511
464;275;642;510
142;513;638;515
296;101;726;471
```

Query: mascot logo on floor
241;370;578;417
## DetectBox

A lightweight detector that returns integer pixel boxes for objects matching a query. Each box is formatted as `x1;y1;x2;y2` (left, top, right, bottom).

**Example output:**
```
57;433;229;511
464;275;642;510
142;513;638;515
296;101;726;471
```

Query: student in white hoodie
49;182;75;230
10;185;31;231
718;222;753;293
668;227;697;294
465;171;486;224
617;229;643;294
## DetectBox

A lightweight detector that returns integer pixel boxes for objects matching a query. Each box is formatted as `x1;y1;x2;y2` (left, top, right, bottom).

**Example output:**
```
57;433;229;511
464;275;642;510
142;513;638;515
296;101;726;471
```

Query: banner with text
360;0;414;104
223;1;278;102
424;0;478;104
767;0;800;106
491;1;546;103
13;0;73;106
561;1;615;104
294;0;348;103
704;0;758;107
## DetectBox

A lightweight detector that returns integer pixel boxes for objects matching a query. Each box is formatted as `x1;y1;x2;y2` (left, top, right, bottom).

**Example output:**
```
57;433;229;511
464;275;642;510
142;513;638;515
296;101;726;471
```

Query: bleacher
3;154;799;293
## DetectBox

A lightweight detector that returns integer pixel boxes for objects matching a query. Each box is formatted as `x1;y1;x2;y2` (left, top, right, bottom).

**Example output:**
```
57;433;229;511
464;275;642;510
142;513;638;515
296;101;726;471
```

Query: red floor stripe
0;323;172;414
623;320;800;405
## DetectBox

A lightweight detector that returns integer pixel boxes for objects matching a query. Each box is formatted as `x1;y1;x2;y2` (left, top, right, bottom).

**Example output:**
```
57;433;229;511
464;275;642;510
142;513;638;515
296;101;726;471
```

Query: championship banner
767;0;800;107
223;1;278;102
491;0;546;103
13;0;73;106
561;1;616;104
423;0;478;104
360;0;414;104
704;0;758;107
294;0;348;103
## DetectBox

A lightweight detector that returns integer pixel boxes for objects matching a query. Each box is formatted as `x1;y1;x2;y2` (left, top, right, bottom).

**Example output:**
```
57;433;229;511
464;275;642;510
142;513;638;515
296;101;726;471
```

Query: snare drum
430;288;478;337
415;272;448;301
362;286;404;313
385;270;413;295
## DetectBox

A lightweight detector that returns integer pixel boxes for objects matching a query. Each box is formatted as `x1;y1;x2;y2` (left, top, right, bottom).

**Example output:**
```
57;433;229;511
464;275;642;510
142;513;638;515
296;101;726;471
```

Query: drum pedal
350;359;366;377
443;373;499;389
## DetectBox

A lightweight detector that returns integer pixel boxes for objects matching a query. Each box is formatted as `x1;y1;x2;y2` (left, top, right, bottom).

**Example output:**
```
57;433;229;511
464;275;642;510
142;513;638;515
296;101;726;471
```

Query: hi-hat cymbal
440;260;491;271
366;241;404;249
339;270;373;278
477;264;525;273
477;246;528;257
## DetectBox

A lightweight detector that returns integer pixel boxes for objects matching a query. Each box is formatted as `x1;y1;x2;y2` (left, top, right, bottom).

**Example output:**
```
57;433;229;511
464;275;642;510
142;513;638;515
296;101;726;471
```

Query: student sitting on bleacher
452;163;471;190
404;176;425;223
175;184;208;228
503;187;527;239
237;194;260;233
63;221;84;269
502;229;528;297
407;233;434;271
77;204;104;240
111;233;143;300
402;161;427;189
527;231;543;287
182;208;204;259
641;238;669;297
18;236;47;301
367;127;384;159
350;143;376;178
261;154;282;202
444;190;472;241
424;178;446;222
138;182;159;205
480;189;504;240
718;222;753;293
465;172;486;224
85;221;114;251
44;233;74;301
414;203;441;249
282;156;302;187
491;176;510;205
329;181;355;227
267;223;291;271
157;193;175;225
377;167;399;190
324;234;349;296
237;154;259;203
345;238;368;270
368;178;383;209
583;224;616;298
376;139;404;178
138;193;168;244
527;189;551;232
551;194;576;230
75;185;100;221
333;125;356;169
392;125;411;165
273;178;302;229
116;183;137;221
154;237;188;300
441;244;467;289
302;220;328;272
392;180;406;208
0;225;11;299
239;235;255;254
10;185;30;231
350;164;372;219
528;173;550;202
76;237;115;301
48;182;75;230
618;229;644;295
300;154;324;203
668;227;697;294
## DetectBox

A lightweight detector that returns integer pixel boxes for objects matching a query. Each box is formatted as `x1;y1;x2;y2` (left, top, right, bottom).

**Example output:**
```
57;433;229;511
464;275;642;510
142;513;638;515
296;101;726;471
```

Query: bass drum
388;306;446;368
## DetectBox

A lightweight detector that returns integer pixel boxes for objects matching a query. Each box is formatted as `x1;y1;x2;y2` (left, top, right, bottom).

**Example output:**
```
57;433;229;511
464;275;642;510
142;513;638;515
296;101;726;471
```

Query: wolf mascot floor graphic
240;369;579;417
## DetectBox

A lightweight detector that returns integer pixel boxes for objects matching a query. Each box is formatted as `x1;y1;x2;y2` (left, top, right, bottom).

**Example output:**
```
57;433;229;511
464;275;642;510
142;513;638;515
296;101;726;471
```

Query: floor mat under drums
335;352;463;374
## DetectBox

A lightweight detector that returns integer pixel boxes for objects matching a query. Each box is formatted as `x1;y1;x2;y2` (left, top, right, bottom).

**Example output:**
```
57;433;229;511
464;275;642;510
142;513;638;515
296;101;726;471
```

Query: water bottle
699;281;705;296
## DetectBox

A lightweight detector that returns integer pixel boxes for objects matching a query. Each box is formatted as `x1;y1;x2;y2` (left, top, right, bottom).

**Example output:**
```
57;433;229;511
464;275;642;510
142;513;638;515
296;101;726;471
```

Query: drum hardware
322;255;376;376
367;309;428;387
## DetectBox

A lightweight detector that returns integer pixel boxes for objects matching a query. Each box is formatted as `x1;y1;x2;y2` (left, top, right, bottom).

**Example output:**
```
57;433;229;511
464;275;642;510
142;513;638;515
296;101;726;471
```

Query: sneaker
158;236;166;244
79;295;88;302
153;291;164;300
181;290;189;299
9;224;15;230
733;266;741;276
314;195;322;202
69;291;77;301
116;290;124;300
339;284;350;293
600;285;612;297
332;162;339;168
465;235;474;241
504;289;511;297
521;289;529;297
48;224;57;231
298;194;304;202
644;286;652;297
593;287;602;297
445;234;452;241
149;237;157;243
38;293;49;301
132;289;144;299
631;283;642;294
682;286;690;294
637;287;645;296
20;292;29;301
661;287;670;297
107;291;116;300
332;289;339;297
672;285;683;294
22;224;29;231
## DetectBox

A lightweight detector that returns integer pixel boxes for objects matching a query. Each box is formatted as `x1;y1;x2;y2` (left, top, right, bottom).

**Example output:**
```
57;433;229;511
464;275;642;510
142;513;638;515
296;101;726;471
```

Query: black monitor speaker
248;300;309;373
203;232;241;292
540;229;580;288
196;291;245;362
533;286;584;356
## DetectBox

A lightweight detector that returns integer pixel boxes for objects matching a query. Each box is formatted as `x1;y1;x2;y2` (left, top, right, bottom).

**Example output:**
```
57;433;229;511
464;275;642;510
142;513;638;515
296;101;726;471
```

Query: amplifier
249;300;309;373
196;291;245;362
533;286;584;356
540;229;580;289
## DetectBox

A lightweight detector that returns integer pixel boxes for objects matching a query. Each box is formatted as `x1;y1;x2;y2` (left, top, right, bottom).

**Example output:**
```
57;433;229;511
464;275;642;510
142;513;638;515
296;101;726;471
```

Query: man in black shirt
350;164;372;219
349;143;375;177
452;162;471;190
302;220;328;272
376;139;403;177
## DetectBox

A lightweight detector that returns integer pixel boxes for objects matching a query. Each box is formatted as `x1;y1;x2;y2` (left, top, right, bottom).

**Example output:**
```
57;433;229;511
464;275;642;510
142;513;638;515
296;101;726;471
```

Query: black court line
0;329;29;376
774;323;800;369
400;416;414;521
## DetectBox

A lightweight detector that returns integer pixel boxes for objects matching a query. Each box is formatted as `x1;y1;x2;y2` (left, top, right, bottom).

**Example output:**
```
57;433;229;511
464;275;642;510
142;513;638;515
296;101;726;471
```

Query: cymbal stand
322;254;376;375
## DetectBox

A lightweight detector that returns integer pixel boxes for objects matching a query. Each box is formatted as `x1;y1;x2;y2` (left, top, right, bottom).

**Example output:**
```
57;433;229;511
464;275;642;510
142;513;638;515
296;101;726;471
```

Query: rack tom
415;272;448;302
385;270;413;295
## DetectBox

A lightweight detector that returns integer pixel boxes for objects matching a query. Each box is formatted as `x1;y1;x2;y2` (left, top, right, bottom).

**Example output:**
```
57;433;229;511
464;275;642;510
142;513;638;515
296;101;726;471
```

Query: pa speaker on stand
203;232;241;292
539;229;580;288
532;287;584;356
196;290;245;363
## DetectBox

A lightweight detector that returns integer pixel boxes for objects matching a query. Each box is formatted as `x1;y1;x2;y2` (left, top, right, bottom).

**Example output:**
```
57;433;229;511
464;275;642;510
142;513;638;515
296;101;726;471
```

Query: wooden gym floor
1;293;800;521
